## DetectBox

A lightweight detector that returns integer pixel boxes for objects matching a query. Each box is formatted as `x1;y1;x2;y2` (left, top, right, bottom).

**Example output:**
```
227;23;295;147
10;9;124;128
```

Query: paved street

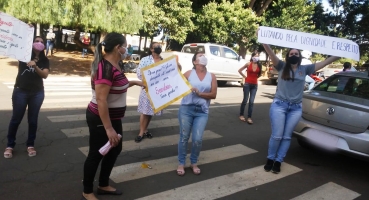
0;62;368;200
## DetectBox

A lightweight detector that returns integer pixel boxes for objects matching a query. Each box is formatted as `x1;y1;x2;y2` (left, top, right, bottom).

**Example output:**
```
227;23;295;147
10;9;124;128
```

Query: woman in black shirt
4;36;50;159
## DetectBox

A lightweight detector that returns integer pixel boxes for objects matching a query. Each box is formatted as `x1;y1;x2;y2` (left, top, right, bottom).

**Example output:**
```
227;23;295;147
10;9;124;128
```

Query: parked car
293;71;369;160
161;43;247;86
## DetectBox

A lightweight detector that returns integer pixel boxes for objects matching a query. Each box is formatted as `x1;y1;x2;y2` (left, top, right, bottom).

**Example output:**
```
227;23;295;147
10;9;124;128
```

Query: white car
161;43;247;86
322;64;357;78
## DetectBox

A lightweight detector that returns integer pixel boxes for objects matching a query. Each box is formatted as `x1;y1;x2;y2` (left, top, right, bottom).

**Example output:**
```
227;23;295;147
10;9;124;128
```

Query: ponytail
91;42;103;77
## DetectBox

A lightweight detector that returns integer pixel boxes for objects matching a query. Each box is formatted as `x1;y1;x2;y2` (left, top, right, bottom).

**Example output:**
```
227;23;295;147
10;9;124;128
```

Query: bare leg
138;114;152;137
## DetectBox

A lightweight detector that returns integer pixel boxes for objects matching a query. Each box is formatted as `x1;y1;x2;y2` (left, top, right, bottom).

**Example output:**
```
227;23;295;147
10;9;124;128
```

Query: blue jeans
240;83;258;118
46;40;54;56
267;98;302;162
178;105;209;165
82;48;88;57
7;87;45;148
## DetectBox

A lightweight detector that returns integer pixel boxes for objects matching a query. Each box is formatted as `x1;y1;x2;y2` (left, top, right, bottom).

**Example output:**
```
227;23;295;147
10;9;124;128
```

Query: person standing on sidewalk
4;36;49;159
176;52;217;176
45;29;55;56
262;43;340;174
82;33;144;200
238;52;262;124
82;34;90;58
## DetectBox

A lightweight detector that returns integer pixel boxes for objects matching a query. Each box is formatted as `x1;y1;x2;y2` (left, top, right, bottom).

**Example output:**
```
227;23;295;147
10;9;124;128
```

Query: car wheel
217;81;227;87
270;79;277;85
297;139;310;149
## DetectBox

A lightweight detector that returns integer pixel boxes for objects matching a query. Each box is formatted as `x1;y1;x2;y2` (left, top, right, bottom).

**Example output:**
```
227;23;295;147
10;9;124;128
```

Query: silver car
293;71;369;160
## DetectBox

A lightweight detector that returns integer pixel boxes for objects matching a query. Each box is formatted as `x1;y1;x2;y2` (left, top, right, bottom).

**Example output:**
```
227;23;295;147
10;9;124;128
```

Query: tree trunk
239;45;247;59
36;23;41;36
138;35;142;53
144;36;148;52
256;0;274;16
249;0;256;9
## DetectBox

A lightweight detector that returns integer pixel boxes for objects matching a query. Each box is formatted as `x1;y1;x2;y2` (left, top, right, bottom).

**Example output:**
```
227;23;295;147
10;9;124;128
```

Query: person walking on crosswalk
177;52;218;176
4;36;50;159
82;33;145;200
261;43;340;174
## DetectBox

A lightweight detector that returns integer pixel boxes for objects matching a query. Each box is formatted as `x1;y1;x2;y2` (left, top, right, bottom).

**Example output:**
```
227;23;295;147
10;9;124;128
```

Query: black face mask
153;47;162;55
288;55;299;64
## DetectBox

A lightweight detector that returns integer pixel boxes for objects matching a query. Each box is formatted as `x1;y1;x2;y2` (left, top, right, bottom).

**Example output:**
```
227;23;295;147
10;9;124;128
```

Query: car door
220;47;243;79
205;45;223;76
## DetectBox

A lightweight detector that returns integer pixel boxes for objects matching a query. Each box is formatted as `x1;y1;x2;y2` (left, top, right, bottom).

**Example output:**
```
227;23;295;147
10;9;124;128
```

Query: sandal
135;135;144;143
176;166;185;176
144;131;153;139
190;165;201;175
247;118;253;124
27;147;37;157
239;116;246;122
4;147;13;159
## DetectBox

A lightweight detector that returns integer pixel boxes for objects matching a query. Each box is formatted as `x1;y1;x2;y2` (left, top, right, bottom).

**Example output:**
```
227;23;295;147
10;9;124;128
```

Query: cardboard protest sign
0;12;34;62
258;26;360;61
141;55;192;112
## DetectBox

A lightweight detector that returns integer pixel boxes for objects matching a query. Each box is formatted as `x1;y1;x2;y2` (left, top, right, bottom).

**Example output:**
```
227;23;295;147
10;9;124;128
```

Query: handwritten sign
0;12;34;62
141;55;192;112
258;26;360;61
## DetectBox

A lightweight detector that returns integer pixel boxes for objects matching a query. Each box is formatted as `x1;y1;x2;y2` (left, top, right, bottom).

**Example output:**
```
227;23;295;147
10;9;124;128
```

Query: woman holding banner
176;52;217;176
135;42;164;143
238;52;262;124
4;36;49;159
262;43;339;174
82;33;144;200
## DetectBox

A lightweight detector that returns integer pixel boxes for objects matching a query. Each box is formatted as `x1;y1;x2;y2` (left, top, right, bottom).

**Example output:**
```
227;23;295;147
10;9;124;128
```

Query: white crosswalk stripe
2;76;137;108
44;104;362;199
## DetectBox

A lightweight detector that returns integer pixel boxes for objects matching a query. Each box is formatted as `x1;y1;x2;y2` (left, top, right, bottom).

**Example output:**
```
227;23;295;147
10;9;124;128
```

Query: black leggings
83;109;123;194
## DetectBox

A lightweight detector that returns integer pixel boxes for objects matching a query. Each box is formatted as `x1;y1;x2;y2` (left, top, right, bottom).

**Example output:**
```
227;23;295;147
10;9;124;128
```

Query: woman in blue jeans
262;43;339;173
238;52;262;124
177;52;217;176
4;36;50;158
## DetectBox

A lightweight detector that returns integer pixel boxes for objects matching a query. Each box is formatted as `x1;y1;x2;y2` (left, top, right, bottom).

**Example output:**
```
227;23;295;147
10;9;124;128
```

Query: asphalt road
0;77;368;200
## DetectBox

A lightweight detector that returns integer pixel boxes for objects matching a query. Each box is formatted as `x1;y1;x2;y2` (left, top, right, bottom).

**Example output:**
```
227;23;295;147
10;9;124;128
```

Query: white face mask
120;47;128;60
252;57;259;62
198;55;208;66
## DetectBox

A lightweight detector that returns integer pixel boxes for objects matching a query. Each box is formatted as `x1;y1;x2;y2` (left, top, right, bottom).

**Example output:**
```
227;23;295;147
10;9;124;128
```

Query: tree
197;0;260;47
5;0;148;51
0;0;8;12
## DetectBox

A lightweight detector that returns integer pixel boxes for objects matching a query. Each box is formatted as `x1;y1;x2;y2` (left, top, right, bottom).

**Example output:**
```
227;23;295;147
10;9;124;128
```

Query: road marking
47;110;151;122
6;86;92;90
45;92;92;96
78;130;221;155
43;96;134;103
3;82;88;86
110;144;257;183
166;104;239;111
136;162;300;200
290;182;360;200
61;118;178;137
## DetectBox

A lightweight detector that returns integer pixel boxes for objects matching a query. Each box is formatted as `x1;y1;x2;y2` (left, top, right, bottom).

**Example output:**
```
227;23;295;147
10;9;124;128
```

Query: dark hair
250;52;262;78
192;52;203;69
32;36;47;61
343;62;351;71
148;42;160;55
281;48;302;81
91;33;126;76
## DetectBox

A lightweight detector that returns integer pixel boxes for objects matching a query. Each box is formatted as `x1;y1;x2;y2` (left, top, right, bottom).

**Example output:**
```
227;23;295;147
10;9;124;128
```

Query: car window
182;45;205;54
314;75;369;99
209;46;221;57
222;47;238;60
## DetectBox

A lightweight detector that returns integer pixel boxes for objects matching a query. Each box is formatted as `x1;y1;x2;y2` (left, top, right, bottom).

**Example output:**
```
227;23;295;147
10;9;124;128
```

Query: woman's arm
129;80;145;88
262;44;280;67
196;73;217;100
95;84;120;146
238;62;249;78
27;60;49;79
314;56;340;71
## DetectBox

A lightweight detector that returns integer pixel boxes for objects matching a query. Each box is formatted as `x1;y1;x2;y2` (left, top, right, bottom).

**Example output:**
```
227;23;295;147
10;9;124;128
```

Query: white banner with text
0;12;34;62
141;56;192;112
258;26;360;61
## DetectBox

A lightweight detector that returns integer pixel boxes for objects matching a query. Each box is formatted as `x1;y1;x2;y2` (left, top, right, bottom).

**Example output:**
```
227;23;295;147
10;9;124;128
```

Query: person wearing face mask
238;52;262;124
261;43;340;174
4;36;50;159
176;52;217;176
134;42;164;143
82;33;144;200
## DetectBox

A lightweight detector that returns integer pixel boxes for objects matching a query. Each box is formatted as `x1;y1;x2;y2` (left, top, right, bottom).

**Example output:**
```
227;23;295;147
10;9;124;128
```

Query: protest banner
258;26;360;61
0;12;34;62
141;55;192;113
